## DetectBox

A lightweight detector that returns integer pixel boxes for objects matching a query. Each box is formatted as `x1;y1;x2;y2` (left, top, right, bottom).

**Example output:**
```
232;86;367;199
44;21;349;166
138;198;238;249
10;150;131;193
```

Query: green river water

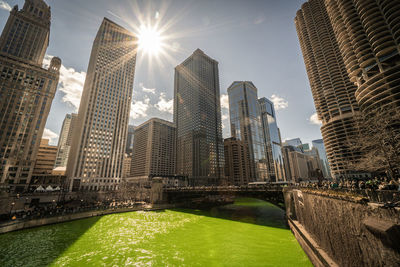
0;198;312;267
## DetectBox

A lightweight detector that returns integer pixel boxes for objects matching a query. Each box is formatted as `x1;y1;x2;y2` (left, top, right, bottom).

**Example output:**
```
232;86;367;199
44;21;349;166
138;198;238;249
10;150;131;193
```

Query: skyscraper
228;81;266;181
54;113;77;168
259;97;286;182
130;118;176;180
67;18;137;191
0;0;60;192
295;0;363;179
224;137;251;185
174;49;224;185
312;139;331;178
325;0;400;115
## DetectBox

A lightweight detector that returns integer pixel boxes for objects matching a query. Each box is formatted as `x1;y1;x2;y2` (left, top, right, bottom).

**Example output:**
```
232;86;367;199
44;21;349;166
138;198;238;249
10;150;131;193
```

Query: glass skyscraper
228;81;267;181
174;49;224;185
67;18;137;191
259;97;286;182
312;139;331;178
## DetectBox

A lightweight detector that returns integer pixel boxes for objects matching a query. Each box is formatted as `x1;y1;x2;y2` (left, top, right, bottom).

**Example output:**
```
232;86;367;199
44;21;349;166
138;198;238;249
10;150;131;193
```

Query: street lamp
9;202;15;218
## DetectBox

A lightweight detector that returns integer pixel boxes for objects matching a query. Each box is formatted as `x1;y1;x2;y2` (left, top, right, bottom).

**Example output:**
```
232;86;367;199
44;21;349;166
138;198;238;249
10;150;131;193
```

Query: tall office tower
130;118;176;179
0;0;60;192
228;81;267;181
67;18;137;191
54;113;77;168
224;137;251;185
295;0;363;179
125;125;135;154
258;97;286;182
33;139;57;175
174;49;224;185
325;0;400;114
312;139;331;178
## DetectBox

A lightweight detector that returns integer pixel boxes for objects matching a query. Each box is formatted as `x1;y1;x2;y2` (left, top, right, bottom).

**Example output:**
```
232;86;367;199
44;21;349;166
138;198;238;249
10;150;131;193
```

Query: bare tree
347;105;400;178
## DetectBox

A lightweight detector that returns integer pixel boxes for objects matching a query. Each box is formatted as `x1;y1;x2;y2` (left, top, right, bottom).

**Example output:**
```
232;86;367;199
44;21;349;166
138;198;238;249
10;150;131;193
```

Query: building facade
223;137;251;185
283;145;323;182
122;153;132;178
67;18;137;191
295;0;363;179
130;118;176;180
228;81;267;182
32;139;57;175
325;0;400;115
174;49;224;185
54;113;77;168
0;0;60;192
258;97;286;182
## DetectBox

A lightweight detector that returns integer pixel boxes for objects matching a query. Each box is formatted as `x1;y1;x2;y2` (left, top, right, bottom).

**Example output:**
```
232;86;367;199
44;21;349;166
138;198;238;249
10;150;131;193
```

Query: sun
137;24;163;56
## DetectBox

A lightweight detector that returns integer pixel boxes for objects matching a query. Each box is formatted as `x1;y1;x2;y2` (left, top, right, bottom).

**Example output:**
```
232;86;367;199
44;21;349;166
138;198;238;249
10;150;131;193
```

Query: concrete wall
284;188;400;267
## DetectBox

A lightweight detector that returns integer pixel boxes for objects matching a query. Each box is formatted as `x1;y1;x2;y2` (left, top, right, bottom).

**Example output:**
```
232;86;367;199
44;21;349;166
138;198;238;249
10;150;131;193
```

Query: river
0;198;312;266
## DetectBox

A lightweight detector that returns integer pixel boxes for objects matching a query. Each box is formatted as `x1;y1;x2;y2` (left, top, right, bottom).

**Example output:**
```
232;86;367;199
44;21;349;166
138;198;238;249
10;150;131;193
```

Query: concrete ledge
288;218;339;267
0;204;175;234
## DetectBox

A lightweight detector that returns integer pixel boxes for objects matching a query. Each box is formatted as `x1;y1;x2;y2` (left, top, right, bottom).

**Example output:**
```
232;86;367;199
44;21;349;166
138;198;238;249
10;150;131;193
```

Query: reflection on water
0;198;311;267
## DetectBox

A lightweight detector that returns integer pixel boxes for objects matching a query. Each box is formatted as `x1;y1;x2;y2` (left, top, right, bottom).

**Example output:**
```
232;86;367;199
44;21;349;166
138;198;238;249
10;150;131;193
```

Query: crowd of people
0;200;148;224
300;177;400;191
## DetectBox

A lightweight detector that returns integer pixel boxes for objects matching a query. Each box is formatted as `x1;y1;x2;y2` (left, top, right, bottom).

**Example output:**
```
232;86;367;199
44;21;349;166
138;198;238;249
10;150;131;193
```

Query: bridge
162;185;286;208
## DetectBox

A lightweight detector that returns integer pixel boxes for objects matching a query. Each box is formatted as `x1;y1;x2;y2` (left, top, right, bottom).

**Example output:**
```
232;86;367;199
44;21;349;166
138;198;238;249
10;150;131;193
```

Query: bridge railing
164;185;285;192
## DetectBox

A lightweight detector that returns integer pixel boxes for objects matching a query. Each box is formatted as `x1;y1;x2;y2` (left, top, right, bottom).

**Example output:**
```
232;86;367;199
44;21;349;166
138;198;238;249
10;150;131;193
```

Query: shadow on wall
174;198;288;229
0;216;101;267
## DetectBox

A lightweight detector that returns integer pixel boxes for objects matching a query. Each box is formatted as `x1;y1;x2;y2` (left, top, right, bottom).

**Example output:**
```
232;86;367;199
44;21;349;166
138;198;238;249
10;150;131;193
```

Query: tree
347;105;400;179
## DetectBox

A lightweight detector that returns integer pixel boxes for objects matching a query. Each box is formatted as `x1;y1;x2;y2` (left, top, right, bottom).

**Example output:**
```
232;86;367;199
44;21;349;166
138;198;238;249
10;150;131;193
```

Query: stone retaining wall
284;188;400;267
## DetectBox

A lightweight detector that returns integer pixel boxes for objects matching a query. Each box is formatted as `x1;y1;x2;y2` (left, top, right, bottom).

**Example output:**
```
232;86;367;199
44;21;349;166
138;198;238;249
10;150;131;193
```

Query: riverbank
0;203;175;234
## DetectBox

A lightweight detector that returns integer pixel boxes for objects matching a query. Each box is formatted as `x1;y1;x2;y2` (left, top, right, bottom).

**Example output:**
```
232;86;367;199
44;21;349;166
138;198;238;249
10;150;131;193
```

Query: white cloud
42;128;59;145
0;1;11;11
43;55;86;111
130;97;150;119
220;94;229;110
309;112;322;125
270;94;288;110
155;93;173;114
138;82;156;94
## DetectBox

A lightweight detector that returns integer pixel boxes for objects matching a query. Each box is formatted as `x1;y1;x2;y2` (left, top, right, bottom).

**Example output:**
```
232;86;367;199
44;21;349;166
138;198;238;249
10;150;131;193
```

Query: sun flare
137;24;163;56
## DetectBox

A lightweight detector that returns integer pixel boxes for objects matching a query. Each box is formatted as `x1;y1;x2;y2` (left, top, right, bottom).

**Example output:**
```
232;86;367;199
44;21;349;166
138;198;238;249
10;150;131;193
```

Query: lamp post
9;202;15;218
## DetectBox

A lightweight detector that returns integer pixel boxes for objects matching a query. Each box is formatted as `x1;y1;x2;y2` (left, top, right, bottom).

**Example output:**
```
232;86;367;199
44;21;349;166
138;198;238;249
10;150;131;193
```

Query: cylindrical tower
325;0;400;114
295;0;363;179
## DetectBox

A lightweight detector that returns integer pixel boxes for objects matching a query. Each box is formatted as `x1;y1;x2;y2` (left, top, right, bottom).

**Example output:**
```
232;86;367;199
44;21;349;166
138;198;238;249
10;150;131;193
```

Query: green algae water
0;198;312;266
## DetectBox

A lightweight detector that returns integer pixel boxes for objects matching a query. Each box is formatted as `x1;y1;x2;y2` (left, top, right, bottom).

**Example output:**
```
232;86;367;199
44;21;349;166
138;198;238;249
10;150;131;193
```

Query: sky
0;0;323;146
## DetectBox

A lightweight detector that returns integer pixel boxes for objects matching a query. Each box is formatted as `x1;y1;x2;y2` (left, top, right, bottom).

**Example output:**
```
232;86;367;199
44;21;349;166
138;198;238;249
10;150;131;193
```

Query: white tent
45;185;54;192
54;186;61;191
35;185;45;192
